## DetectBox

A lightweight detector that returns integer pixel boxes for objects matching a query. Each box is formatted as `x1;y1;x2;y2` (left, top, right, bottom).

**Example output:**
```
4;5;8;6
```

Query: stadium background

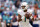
0;0;40;27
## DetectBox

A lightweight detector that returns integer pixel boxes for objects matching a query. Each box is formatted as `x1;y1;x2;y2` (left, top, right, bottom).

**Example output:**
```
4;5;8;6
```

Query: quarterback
17;2;33;27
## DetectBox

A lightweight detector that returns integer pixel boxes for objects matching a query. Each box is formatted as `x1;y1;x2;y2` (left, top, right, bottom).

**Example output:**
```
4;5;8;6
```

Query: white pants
19;19;32;27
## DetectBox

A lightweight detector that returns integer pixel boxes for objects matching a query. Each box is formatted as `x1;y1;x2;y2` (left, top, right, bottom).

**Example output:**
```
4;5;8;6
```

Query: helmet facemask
20;2;29;11
21;6;26;10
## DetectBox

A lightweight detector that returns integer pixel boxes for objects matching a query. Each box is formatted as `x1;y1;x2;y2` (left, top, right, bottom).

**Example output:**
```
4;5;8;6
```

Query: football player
17;2;33;27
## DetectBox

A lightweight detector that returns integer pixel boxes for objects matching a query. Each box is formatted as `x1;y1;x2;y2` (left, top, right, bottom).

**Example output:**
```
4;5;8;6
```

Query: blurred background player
0;15;2;27
11;14;19;27
5;14;12;27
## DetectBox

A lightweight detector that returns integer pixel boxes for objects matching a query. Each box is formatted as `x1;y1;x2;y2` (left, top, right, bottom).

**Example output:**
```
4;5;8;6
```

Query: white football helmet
20;2;29;10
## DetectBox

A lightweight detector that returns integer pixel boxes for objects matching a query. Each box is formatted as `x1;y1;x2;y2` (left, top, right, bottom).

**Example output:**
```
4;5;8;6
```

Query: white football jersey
17;9;26;19
17;9;32;27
